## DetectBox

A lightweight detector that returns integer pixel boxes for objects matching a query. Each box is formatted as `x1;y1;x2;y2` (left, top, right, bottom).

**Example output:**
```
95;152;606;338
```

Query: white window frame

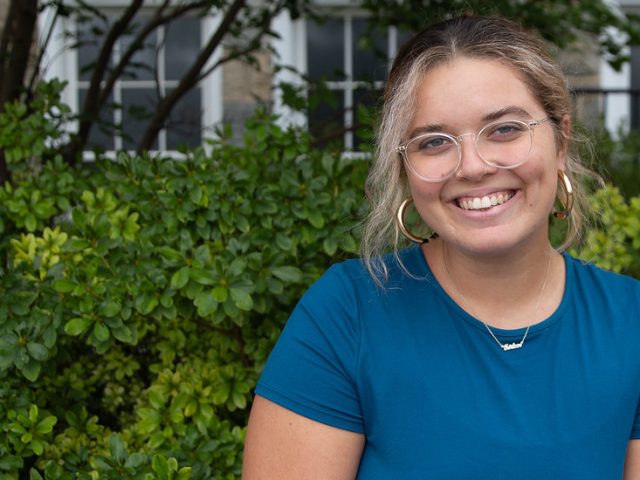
39;1;223;158
272;4;402;153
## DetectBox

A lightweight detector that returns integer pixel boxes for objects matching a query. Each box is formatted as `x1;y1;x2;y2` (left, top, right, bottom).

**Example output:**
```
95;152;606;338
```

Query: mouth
456;190;516;211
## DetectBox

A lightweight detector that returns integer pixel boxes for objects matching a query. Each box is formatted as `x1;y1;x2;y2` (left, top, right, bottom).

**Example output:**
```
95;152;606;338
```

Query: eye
411;134;455;155
483;121;527;142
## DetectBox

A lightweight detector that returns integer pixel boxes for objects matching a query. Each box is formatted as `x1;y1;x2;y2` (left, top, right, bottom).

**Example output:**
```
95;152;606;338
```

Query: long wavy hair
361;15;598;284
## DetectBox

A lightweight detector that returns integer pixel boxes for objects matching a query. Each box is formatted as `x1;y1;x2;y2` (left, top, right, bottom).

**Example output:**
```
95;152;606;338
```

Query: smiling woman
243;15;640;479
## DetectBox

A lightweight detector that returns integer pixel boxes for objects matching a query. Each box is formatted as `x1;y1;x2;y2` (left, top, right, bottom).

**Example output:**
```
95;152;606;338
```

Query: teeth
459;192;513;211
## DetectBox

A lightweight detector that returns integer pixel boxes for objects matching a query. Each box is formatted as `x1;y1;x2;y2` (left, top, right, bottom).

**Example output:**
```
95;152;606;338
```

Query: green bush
574;184;640;277
0;104;368;478
1;81;640;479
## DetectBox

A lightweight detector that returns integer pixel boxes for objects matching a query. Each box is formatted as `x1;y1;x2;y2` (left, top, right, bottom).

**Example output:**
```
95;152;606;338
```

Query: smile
457;191;515;211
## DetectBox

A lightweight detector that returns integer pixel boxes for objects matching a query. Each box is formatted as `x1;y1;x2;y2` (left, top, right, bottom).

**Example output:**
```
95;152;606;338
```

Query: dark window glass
397;29;414;50
77;16;112;82
121;89;158;150
309;92;345;150
122;16;156;81
352;19;387;81
167;87;202;149
307;18;344;81
353;88;382;150
631;46;640;129
78;89;115;151
165;17;201;81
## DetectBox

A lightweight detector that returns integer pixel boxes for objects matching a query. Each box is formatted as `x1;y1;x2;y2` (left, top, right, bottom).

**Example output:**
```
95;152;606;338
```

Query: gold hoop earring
396;198;430;244
553;170;573;220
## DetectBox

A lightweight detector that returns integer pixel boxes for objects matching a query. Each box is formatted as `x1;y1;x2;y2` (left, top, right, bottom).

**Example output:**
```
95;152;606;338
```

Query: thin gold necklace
441;245;552;352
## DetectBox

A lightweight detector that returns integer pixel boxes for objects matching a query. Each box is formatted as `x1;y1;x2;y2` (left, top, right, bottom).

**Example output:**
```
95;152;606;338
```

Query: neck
425;238;562;330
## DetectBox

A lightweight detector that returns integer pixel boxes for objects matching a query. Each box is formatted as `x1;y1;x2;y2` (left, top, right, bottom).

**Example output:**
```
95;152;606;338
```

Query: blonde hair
361;15;598;284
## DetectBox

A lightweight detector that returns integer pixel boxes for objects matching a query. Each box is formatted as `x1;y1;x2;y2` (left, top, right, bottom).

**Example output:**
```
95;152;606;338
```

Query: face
405;57;567;257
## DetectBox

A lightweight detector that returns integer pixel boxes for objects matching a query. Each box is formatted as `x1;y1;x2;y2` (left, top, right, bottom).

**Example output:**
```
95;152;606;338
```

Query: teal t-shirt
256;246;640;478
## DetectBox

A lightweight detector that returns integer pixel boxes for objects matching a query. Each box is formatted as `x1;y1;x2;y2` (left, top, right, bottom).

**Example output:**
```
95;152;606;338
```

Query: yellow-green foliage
574;185;640;276
0;110;368;479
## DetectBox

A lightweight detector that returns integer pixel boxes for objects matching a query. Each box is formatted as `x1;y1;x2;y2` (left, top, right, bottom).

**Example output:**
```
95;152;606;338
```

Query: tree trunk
136;0;247;152
0;0;38;183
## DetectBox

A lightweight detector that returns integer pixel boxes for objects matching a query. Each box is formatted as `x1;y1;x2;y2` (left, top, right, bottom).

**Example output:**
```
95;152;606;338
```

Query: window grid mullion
157;25;167;150
113;38;123;151
344;15;353;150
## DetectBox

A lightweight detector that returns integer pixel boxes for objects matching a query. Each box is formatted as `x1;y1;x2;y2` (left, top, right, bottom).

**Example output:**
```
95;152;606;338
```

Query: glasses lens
477;120;532;168
404;133;459;181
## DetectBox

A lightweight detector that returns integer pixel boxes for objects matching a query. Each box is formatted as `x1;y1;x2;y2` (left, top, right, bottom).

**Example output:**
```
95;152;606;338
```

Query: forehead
410;57;543;130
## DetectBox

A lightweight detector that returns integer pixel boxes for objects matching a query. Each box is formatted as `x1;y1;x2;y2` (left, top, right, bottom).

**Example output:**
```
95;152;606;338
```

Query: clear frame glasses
397;118;550;182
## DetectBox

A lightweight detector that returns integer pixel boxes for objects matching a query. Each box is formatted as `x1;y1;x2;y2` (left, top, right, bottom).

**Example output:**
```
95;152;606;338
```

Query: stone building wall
222;50;273;137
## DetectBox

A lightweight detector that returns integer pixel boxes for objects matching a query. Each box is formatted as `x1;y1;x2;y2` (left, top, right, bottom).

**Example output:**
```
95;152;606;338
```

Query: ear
555;114;571;170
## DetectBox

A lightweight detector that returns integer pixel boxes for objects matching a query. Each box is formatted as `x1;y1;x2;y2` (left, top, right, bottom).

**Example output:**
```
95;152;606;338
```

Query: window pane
352;19;387;81
77;15;112;82
353;88;382;150
397;29;414;50
121;89;158;150
309;90;344;150
167;87;202;149
78;88;115;151
122;15;156;81
165;17;201;81
307;18;344;81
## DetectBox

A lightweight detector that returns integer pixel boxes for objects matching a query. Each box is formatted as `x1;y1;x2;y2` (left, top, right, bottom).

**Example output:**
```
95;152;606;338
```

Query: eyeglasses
397;118;550;182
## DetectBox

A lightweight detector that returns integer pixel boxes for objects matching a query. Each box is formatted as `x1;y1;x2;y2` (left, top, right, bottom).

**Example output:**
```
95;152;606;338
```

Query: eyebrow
407;105;534;139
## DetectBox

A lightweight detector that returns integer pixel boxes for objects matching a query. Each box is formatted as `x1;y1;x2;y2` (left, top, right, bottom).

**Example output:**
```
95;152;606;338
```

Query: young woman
243;15;640;478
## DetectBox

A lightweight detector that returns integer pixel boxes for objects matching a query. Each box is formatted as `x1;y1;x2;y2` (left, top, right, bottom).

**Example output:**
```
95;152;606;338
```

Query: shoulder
303;246;425;303
565;253;640;312
567;254;640;291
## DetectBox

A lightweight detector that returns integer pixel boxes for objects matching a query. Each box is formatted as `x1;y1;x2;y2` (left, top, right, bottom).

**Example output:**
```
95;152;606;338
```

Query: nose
455;134;497;180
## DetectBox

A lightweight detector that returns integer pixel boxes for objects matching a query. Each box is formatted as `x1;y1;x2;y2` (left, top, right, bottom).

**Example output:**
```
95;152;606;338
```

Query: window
305;14;410;151
76;13;202;151
41;3;223;155
274;10;408;152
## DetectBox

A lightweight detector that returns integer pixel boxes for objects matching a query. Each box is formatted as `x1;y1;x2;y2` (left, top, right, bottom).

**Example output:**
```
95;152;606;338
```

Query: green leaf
20;360;41;382
306;208;325;228
125;453;146;469
152;455;169;476
64;317;92;336
230;288;253;311
31;439;45;455
158;246;183;263
323;237;338;256
52;279;76;293
0;455;23;471
99;301;121;317
189;268;216;286
93;322;110;342
25;214;37;232
135;293;158;315
111;326;134;344
231;390;247;410
211;286;228;302
194;291;218;316
177;467;192;480
26;343;48;361
29;469;44;480
170;267;190;289
110;434;127;465
271;266;303;283
35;415;57;434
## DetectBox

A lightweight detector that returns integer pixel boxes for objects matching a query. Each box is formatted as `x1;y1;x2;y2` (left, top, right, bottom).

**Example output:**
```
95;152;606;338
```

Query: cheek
407;177;443;206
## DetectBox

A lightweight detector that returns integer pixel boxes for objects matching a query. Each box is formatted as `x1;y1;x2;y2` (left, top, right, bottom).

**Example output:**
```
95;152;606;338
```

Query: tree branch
0;0;38;106
136;0;250;151
96;0;208;108
25;3;62;102
65;0;144;165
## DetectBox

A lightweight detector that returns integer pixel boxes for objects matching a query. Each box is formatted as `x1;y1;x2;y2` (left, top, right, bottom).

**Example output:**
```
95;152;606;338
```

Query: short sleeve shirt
256;247;640;479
